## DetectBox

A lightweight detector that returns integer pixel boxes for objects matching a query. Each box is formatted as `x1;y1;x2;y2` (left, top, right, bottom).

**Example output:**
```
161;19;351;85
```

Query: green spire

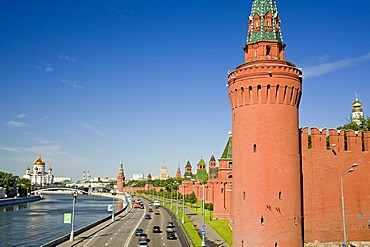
220;132;232;160
247;0;283;44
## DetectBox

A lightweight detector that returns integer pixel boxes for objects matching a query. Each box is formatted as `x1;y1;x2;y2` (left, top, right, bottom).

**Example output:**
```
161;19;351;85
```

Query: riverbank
0;195;42;206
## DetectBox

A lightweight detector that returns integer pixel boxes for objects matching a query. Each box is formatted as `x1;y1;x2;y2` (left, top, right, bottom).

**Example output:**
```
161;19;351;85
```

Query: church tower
351;93;363;126
117;160;125;192
228;0;303;246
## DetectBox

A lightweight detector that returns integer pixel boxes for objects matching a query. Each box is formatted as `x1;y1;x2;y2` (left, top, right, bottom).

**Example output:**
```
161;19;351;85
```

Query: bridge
33;187;88;195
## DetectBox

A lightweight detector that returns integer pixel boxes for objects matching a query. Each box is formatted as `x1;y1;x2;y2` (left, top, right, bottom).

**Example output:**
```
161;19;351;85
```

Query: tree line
0;171;33;197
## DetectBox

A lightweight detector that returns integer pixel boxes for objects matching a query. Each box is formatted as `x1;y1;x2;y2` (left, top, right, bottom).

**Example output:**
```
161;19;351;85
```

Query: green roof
210;155;216;162
247;0;283;44
220;135;232;160
185;160;192;168
198;158;206;165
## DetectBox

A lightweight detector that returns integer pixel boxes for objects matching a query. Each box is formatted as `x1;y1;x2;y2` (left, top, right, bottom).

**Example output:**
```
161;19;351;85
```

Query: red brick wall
302;127;370;242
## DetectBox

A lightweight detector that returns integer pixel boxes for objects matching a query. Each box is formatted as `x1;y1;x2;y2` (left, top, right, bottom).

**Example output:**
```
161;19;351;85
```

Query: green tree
16;178;33;196
337;116;370;131
0;171;19;196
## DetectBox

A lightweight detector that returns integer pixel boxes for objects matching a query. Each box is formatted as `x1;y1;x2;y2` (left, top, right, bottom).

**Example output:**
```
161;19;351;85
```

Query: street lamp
191;179;206;247
201;182;205;247
111;190;117;222
182;185;185;224
176;186;179;215
341;163;358;246
70;190;78;241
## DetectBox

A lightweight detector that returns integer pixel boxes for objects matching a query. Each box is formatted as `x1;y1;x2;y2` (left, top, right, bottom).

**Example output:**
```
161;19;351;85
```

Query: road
58;197;183;247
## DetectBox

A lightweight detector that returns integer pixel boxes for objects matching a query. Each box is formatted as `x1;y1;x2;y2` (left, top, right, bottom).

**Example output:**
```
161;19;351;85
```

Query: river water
0;194;123;247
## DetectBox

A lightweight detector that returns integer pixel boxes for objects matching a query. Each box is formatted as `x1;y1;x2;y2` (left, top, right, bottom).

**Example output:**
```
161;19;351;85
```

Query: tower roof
210;155;216;162
34;156;45;165
247;0;283;44
198;157;206;165
352;95;363;112
220;132;232;160
185;160;192;168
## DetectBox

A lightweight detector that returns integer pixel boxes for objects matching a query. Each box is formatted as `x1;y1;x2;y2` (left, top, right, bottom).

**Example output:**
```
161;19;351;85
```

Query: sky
1;0;370;181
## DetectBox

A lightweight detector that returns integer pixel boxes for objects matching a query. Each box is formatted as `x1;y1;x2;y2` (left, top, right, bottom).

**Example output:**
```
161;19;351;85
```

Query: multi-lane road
58;197;185;247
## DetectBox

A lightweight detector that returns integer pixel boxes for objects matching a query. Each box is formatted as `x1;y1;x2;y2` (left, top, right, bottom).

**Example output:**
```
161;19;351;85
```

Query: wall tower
228;0;303;245
117;160;125;192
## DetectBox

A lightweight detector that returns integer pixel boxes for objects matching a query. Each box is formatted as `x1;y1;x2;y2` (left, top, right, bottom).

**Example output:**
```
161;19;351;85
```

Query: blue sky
1;0;370;181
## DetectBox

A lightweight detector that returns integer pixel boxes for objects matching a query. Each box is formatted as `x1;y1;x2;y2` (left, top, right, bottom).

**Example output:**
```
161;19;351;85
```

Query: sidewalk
183;207;230;247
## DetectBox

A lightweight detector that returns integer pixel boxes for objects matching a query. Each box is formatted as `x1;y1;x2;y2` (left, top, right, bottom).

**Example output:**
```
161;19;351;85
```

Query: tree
337;116;370;131
16;178;33;196
0;171;19;196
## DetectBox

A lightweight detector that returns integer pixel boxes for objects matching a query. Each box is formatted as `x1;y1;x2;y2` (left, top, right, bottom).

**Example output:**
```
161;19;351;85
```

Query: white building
132;174;145;180
23;156;54;187
53;177;71;183
159;163;168;180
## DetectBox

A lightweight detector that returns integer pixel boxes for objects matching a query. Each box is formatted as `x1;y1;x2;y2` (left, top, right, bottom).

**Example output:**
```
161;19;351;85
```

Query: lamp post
176;186;179;215
341;163;358;247
182;185;185;224
111;190;117;222
191;178;206;247
70;190;78;241
170;185;173;209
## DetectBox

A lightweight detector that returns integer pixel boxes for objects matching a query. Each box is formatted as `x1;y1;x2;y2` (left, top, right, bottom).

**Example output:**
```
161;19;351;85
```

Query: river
0;194;123;247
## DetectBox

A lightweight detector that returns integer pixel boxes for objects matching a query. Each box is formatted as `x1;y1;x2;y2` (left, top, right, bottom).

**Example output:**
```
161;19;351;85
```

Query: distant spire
247;0;283;44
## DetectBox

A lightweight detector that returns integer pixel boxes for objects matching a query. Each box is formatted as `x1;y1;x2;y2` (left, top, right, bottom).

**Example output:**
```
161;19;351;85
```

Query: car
166;231;177;240
137;239;148;246
153;200;160;207
154;209;160;215
167;221;174;227
148;208;153;212
140;204;145;209
144;214;151;219
135;228;144;236
166;225;175;233
152;225;161;233
148;202;152;206
138;233;148;241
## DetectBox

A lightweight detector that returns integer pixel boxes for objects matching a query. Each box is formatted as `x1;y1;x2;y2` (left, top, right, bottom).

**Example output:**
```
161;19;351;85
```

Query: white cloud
303;52;370;80
6;120;27;128
17;114;26;119
45;66;54;72
58;54;76;62
58;79;83;90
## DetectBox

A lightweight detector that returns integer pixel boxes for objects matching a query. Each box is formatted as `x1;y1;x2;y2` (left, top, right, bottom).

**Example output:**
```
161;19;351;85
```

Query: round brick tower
228;0;303;246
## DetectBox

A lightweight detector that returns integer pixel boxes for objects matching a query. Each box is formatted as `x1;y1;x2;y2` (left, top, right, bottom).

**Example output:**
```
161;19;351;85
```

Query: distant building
132;174;145;180
117;161;125;192
175;164;182;178
159;163;168;180
23;156;54;187
352;94;364;126
53;177;71;183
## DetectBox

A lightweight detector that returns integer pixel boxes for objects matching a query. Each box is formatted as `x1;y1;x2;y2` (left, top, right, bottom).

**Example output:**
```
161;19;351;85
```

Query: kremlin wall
115;0;370;245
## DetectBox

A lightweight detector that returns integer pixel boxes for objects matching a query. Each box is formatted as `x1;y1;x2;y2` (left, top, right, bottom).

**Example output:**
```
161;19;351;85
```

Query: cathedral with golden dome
23;156;54;187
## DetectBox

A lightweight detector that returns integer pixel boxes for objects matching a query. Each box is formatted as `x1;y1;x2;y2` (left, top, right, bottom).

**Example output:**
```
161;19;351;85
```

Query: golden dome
48;167;52;171
34;157;45;165
26;166;30;170
35;166;38;170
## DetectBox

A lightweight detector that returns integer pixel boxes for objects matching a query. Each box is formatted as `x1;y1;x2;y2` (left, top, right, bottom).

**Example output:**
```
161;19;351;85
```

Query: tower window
279;191;282;200
243;191;246;200
266;45;271;56
253;144;257;153
275;243;278;247
261;215;264;226
221;188;224;193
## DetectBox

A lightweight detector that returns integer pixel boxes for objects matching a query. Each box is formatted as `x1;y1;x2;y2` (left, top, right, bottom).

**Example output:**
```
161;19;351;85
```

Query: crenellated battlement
301;127;370;153
229;82;302;109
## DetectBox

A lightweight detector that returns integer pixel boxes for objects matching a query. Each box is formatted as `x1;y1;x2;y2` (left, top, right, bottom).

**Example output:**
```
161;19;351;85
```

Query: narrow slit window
266;45;271;56
279;191;282;200
261;215;264;226
243;191;246;200
253;144;257;153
